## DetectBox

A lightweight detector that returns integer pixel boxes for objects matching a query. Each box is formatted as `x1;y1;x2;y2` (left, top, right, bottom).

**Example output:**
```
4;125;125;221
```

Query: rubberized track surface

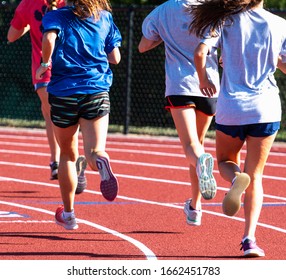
0;127;286;261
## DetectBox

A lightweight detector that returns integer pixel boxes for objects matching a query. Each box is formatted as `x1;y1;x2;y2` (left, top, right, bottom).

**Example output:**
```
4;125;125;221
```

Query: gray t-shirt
141;0;220;98
202;8;286;125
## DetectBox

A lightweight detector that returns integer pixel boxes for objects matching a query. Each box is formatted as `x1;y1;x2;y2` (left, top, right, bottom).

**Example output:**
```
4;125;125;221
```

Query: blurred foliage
265;0;286;9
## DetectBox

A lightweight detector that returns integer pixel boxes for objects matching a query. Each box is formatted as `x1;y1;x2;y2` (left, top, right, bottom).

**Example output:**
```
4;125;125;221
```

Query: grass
0;117;285;142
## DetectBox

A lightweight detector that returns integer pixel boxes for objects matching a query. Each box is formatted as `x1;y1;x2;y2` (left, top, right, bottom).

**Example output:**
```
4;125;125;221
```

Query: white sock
63;210;74;219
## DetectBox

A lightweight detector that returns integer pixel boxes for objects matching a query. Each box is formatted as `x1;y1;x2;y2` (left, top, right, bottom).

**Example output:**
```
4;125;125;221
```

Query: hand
199;79;217;97
35;65;49;80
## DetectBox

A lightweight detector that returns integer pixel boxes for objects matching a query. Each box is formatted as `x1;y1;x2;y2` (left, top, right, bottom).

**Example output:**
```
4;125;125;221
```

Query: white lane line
1;142;286;168
1;164;286;201
1;130;286;156
1;152;286;180
0;200;157;260
0;176;285;234
1;167;286;201
0;220;54;223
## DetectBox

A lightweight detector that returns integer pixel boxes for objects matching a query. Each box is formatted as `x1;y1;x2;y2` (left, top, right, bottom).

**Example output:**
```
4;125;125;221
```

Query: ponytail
188;0;263;37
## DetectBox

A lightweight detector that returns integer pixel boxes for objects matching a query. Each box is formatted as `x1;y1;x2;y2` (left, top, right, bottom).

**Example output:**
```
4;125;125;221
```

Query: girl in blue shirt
36;0;122;230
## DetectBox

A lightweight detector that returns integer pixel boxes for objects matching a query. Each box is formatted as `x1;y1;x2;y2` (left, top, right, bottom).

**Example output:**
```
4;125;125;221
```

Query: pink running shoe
55;205;78;230
96;156;118;201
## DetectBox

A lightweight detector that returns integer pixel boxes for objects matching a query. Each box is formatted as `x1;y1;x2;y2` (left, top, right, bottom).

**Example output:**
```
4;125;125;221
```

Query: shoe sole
197;154;217;200
96;156;118;201
55;219;79;230
75;156;87;194
243;249;265;257
222;173;250;216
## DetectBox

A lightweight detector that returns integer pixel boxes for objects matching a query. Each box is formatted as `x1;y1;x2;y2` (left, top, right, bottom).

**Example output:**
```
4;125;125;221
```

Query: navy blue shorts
165;95;217;116
49;92;110;128
34;82;49;91
216;122;280;141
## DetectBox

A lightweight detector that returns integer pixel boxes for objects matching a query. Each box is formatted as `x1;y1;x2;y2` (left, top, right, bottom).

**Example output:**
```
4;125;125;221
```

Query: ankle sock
63;210;74;219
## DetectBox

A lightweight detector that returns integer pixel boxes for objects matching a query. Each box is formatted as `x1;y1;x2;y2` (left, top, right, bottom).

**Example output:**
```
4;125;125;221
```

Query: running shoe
240;238;265;257
96;156;118;201
222;172;250;216
75;155;87;194
50;161;59;180
196;153;217;200
55;205;78;230
184;199;202;226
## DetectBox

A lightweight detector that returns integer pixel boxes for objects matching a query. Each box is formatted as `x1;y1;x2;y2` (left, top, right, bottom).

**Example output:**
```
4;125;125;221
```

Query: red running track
0;127;286;261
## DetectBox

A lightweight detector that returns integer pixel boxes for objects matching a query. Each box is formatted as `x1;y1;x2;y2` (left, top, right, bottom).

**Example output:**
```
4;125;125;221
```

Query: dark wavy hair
187;0;263;37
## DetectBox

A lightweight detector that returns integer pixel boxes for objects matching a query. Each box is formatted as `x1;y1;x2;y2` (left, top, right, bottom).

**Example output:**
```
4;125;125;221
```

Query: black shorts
165;95;217;116
49;92;110;128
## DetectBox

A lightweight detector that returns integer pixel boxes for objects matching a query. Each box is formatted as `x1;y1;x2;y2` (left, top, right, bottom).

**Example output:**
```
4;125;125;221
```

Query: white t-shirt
202;8;286;125
141;0;220;97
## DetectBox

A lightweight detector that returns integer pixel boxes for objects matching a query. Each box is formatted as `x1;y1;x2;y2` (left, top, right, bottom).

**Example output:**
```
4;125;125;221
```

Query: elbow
138;44;145;53
7;34;16;43
113;54;121;65
111;59;120;65
109;55;121;65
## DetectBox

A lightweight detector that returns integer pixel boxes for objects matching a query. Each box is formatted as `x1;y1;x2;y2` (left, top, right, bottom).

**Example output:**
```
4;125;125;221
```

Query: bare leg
53;124;79;212
171;108;213;210
36;87;60;163
243;133;276;239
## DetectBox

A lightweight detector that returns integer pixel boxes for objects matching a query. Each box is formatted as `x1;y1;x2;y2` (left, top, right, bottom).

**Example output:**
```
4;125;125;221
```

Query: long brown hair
188;0;263;37
70;0;112;20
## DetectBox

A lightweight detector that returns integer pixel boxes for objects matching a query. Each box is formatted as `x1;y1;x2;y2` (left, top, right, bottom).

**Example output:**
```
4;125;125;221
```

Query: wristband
41;62;50;67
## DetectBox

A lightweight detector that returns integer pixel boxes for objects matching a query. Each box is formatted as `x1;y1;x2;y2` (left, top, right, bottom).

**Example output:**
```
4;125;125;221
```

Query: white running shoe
222;172;250;216
196;153;217;200
75;155;87;194
184;199;202;226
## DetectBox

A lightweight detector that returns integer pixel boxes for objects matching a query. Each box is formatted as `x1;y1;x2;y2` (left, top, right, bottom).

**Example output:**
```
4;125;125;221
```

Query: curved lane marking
0;200;157;260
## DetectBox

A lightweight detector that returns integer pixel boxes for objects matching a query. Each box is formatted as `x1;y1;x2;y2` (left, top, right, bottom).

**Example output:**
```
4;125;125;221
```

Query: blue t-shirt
141;0;220;98
43;7;122;96
202;8;286;125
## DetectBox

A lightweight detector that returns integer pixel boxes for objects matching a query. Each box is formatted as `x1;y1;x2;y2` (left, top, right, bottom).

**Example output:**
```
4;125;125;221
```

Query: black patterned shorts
49;92;110;128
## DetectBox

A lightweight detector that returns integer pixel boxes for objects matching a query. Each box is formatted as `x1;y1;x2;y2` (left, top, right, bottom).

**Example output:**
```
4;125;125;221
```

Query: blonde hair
70;0;112;20
188;0;263;37
46;0;58;11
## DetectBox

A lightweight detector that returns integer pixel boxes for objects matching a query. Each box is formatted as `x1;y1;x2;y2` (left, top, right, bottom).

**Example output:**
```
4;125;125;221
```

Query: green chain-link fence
1;4;286;137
